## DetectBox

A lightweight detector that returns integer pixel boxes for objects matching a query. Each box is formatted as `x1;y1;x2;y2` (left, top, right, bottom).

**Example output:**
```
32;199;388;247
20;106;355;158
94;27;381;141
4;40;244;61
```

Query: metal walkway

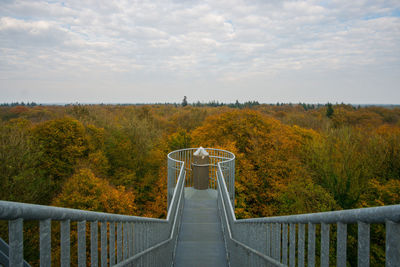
174;188;228;267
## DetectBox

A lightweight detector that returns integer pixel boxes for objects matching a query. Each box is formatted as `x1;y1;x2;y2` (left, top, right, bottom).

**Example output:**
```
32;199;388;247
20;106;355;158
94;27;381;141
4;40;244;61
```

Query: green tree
326;103;334;118
182;96;188;107
31;117;88;201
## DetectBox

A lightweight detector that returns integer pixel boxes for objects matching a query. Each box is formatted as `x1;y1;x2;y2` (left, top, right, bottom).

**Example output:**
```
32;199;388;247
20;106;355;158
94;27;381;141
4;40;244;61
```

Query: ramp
174;188;228;267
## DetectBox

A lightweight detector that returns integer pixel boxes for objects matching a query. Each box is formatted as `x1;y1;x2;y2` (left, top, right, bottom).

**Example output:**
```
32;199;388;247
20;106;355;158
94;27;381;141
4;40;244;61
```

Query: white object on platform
193;146;209;159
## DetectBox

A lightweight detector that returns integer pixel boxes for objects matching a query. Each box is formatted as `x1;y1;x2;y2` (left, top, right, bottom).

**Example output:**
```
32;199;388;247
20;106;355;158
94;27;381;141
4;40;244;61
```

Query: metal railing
216;157;400;267
167;148;235;209
2;147;399;266
0;154;186;267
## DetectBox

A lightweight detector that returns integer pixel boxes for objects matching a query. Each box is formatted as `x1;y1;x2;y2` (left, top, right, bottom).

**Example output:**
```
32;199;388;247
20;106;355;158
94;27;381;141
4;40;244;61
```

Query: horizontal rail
0;201;167;222
238;204;400;224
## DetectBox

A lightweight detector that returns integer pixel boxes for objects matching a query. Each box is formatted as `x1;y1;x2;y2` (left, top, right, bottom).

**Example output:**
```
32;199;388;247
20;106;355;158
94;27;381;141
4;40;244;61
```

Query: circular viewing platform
167;148;236;206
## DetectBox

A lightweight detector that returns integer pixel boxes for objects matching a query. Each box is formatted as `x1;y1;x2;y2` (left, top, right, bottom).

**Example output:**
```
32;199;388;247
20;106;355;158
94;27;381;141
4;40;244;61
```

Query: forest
1;102;400;265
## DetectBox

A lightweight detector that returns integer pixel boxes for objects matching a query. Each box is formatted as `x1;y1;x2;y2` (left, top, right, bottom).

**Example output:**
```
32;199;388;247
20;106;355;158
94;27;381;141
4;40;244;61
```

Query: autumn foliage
0;103;400;265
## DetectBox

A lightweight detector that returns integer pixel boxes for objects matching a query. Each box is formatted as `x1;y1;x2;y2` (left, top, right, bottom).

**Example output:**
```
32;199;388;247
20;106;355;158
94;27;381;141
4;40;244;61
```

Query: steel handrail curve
167;147;235;206
167;147;235;163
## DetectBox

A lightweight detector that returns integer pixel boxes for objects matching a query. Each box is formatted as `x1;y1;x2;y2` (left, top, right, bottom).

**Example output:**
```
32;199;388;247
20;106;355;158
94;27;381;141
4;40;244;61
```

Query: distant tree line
0;102;38;107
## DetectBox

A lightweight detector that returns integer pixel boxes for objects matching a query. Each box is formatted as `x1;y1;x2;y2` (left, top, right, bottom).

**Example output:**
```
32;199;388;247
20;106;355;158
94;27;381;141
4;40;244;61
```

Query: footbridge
0;148;399;266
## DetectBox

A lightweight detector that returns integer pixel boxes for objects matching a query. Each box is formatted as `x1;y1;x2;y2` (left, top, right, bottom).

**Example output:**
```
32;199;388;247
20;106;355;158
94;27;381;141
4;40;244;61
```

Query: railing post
358;222;370;267
91;221;98;267
289;223;296;267
101;222;107;267
9;218;23;267
321;223;330;267
78;221;86;267
109;222;115;266
282;223;288;265
337;222;347;267
386;221;400;267
266;223;271;259
117;222;122;263
128;222;134;258
123;222;129;260
40;219;51;267
298;223;305;267
61;219;70;267
308;223;315;267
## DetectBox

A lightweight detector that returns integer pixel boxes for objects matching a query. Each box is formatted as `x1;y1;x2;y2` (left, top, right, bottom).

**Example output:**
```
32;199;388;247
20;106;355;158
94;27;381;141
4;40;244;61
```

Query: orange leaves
53;168;137;215
360;178;400;207
190;109;322;217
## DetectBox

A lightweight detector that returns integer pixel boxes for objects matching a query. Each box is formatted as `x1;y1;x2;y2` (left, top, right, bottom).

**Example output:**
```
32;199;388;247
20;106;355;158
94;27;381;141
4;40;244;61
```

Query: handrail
0;201;167;222
217;169;285;267
1;151;187;267
238;204;400;224
114;167;186;266
167;147;235;209
216;157;400;267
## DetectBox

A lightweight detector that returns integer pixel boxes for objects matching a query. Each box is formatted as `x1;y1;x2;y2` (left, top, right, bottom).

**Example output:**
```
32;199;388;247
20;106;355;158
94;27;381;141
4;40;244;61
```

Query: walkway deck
174;187;228;267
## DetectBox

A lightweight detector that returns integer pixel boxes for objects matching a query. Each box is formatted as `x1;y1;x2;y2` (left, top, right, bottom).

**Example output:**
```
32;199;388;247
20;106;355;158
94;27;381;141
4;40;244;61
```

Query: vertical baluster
78;221;86;267
154;224;158;266
40;219;51;267
9;218;23;267
101;222;107;267
117;222;123;263
321;223;330;267
282;223;288;265
145;222;149;266
91;221;98;267
109;222;115;266
250;223;256;266
129;222;134;258
289;223;296;267
276;223;281;261
61;220;70;267
298;223;305;267
232;160;235;208
134;222;139;255
123;222;128;260
258;223;265;266
337;222;347;267
266;223;271;257
152;224;156;267
358;222;370;267
308;223;315;267
138;223;144;267
256;223;265;252
270;223;275;259
386;220;400;267
149;223;153;267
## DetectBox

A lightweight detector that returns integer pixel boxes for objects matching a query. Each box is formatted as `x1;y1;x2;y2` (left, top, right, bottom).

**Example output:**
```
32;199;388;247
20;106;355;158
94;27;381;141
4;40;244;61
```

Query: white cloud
0;0;399;103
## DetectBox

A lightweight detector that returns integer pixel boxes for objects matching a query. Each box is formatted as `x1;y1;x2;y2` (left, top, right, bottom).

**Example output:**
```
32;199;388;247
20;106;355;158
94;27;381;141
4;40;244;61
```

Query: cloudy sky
0;0;399;104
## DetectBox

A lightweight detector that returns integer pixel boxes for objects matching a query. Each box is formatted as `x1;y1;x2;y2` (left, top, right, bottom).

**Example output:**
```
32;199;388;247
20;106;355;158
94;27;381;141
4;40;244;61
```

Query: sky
0;0;399;104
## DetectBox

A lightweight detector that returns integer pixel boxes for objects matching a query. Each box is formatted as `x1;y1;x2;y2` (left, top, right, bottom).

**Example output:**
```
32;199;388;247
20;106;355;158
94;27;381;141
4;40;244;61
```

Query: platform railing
0;157;186;267
216;159;400;267
167;148;235;209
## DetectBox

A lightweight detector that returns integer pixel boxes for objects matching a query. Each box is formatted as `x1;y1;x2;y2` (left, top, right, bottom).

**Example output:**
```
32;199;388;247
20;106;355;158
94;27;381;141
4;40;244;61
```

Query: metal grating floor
174;188;228;267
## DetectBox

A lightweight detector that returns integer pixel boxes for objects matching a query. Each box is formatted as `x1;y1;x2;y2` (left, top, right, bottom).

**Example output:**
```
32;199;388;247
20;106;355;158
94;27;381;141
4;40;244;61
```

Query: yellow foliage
53;168;136;215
